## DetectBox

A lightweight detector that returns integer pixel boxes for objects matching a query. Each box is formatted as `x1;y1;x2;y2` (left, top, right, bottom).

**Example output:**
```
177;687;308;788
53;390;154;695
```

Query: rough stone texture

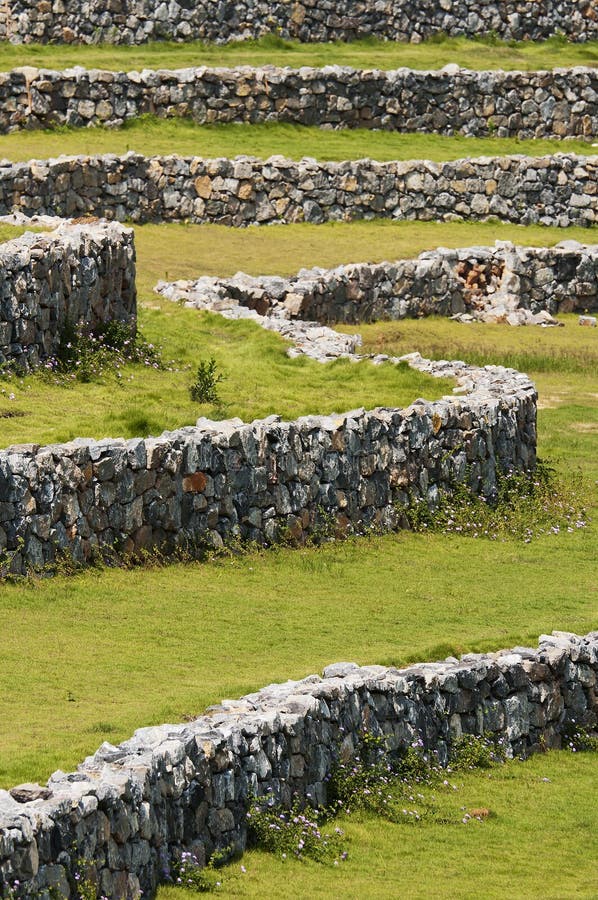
0;152;595;228
0;0;596;44
0;354;537;573
0;220;136;372
0;630;595;899
156;240;598;330
1;65;597;141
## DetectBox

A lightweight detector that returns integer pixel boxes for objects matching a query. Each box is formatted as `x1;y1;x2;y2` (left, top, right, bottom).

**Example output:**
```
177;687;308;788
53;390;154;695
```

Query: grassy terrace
0;118;594;165
1;34;597;71
1;218;597;447
0;219;597;790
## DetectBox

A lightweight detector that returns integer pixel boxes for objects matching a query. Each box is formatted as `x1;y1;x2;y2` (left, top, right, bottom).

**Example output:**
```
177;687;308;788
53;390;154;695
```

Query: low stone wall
2;65;597;141
0;220;136;372
0;630;595;899
0;153;595;228
0;356;537;573
157;241;598;327
1;0;596;44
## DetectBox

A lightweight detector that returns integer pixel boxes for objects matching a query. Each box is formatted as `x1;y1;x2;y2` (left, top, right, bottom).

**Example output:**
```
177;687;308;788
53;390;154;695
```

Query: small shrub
189;357;225;404
563;722;598;753
168;849;229;893
47;318;166;383
451;733;507;771
247;794;346;864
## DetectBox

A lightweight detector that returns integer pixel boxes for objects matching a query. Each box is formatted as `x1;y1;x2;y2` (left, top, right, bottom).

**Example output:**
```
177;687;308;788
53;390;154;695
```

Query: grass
0;118;595;165
0;219;596;788
2;218;597;447
0;223;41;242
156;751;598;899
0;523;596;789
1;33;596;72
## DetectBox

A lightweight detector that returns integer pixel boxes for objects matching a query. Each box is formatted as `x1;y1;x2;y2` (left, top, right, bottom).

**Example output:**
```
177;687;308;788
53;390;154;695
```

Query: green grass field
0;69;596;898
1;34;596;72
157;751;598;899
0;118;595;165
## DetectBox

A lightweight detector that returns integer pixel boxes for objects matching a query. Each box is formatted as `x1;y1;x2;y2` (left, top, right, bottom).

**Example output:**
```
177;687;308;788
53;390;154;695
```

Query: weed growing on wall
563;721;598;753
247;795;346;864
405;460;588;542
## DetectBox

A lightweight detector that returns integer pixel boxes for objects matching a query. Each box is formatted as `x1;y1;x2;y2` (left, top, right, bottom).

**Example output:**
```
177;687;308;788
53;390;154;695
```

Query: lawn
157;751;598;899
0;119;595;165
0;34;596;72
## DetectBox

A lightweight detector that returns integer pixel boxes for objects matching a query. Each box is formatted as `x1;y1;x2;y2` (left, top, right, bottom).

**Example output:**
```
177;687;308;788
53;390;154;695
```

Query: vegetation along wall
0;630;596;899
0;221;136;372
2;65;597;140
0;0;596;44
0;153;595;227
0;354;537;573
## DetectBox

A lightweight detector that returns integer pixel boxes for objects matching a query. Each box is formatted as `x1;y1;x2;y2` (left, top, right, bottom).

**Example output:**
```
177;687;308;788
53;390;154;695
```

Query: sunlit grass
0;118;594;164
0;33;596;72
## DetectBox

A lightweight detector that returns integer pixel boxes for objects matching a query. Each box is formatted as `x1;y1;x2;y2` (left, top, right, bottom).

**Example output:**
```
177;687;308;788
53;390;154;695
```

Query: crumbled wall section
0;153;595;228
1;65;597;141
159;241;598;325
0;0;596;44
0;221;136;372
0;358;537;573
0;630;596;899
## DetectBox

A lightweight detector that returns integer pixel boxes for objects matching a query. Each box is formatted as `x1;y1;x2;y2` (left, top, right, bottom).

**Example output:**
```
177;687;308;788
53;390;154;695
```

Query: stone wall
0;629;595;899
0;356;537;573
157;240;598;327
1;0;596;44
0;153;595;228
2;65;597;141
0;220;136;372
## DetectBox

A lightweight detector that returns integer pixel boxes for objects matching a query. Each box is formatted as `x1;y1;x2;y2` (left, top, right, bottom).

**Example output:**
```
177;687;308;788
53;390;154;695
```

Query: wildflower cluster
247;793;346;865
450;733;508;771
563;721;598;753
44;319;169;384
167;849;231;893
405;460;588;542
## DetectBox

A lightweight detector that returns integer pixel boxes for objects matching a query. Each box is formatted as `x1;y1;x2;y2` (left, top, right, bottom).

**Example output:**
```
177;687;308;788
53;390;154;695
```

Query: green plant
168;849;231;893
450;733;507;771
189;357;225;404
247;794;346;864
563;721;598;753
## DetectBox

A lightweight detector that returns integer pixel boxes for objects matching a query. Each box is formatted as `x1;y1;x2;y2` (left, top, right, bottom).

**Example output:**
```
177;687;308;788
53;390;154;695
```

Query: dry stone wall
0;356;537;573
0;630;596;899
0;220;136;372
157;240;598;326
2;65;597;140
1;0;596;44
0;152;595;228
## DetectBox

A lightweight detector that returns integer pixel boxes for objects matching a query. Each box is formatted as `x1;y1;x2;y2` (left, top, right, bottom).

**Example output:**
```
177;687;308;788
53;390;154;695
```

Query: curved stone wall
2;65;597;140
0;630;595;899
1;0;596;44
0;153;595;228
0;354;537;574
157;240;598;327
0;220;136;372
